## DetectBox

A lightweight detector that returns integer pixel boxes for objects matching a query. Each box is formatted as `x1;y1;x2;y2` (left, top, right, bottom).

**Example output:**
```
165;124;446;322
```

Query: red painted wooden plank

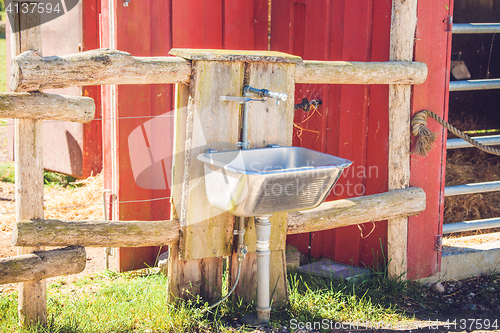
253;0;269;50
328;0;372;266
149;0;174;223
270;0;293;54
224;0;255;49
172;0;223;49
408;0;452;279
115;1;154;271
358;0;391;267
293;1;331;260
272;0;394;268
100;0;113;223
82;0;103;178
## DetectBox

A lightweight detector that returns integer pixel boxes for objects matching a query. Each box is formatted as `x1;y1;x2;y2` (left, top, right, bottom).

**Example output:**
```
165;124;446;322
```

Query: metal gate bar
443;217;500;234
450;79;500;91
445;181;500;196
452;23;500;34
447;135;500;149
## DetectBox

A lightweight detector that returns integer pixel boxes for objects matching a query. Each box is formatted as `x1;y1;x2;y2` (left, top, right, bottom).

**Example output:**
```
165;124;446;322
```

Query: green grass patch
0;161;79;188
42;171;79;188
0;264;420;333
0;160;14;182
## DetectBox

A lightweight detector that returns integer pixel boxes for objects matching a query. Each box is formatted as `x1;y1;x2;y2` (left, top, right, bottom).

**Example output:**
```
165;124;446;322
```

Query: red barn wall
100;0;450;277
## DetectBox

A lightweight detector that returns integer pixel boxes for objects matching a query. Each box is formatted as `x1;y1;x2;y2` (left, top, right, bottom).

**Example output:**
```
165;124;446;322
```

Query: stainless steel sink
197;146;351;217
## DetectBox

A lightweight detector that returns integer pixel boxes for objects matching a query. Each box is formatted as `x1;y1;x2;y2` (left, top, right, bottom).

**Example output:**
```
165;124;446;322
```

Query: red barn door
271;0;391;268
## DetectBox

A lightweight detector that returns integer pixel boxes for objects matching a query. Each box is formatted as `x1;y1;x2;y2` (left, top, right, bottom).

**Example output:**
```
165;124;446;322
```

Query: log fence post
9;4;47;327
387;0;419;278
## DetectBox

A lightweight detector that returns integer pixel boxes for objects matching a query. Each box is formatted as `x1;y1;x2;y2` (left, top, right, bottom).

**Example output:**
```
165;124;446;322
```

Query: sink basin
197;147;351;217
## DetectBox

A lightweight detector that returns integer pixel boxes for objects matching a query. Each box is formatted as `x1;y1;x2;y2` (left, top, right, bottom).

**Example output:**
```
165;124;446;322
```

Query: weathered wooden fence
3;0;426;327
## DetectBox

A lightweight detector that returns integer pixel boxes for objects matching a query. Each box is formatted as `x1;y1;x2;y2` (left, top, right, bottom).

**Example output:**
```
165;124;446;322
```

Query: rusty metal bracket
444;15;453;32
434;235;443;252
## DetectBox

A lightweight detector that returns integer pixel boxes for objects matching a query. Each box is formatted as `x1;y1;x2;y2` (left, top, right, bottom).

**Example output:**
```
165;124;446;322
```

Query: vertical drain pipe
255;216;272;323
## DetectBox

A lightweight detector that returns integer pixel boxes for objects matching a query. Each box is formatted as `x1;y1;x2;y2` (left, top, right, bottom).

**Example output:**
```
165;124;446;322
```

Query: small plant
43;171;79;188
0;161;14;183
0;162;80;188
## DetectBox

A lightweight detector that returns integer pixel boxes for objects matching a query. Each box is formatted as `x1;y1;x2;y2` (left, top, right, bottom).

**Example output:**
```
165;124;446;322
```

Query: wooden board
178;59;243;260
230;61;296;306
167;82;224;301
172;0;269;51
408;0;453;279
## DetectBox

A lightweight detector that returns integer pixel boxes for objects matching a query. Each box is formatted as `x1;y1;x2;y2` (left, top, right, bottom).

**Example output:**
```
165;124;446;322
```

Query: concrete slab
420;232;500;283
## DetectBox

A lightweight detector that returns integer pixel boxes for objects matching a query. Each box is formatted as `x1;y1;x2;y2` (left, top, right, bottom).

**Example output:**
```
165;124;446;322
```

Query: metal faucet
219;86;288;106
243;86;288;105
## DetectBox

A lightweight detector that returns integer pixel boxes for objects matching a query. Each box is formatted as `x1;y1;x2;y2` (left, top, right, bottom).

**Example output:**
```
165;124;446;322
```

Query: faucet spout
243;86;288;103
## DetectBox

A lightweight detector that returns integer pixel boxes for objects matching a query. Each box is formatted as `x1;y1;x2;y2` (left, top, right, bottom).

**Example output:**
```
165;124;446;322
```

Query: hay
444;117;500;238
0;173;104;233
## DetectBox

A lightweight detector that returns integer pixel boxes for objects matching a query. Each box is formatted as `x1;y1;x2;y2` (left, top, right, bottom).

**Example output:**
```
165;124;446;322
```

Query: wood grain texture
170;48;301;63
179;60;243;260
10;5;47;326
167;241;224;303
13;219;180;247
295;60;427;85
387;0;418;278
11;49;191;92
0;92;95;122
171;83;190;221
167;84;210;302
287;188;425;235
0;247;86;285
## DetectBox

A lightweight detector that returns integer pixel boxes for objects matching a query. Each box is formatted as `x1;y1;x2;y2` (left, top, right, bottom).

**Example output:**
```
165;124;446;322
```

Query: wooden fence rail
13;188;423;248
295;61;427;85
0;92;94;122
10;49;427;92
287;187;425;234
11;49;192;91
0;246;86;285
13;219;181;247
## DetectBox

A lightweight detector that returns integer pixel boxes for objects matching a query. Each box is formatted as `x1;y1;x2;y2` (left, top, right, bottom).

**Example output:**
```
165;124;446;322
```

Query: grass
0;161;79;188
0;264;420;333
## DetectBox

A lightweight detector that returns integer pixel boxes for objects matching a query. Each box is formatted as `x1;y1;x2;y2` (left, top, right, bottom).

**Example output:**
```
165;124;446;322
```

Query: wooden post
230;60;296;307
168;49;300;304
387;0;419;278
9;4;46;326
168;80;228;301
